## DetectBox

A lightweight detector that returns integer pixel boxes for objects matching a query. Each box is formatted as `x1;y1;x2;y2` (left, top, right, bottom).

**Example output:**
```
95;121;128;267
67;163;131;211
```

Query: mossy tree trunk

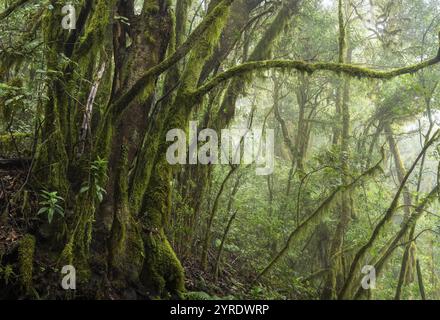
4;0;440;300
25;0;234;298
136;0;232;296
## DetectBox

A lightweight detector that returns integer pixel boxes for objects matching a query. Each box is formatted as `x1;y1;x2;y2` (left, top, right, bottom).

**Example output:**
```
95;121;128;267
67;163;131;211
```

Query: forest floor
0;167;28;298
0;168;27;252
0;165;255;300
183;251;259;299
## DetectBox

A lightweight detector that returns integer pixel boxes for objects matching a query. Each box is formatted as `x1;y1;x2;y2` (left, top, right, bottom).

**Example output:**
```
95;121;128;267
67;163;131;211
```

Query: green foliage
37;190;65;224
0;264;16;285
80;156;108;202
2;0;440;301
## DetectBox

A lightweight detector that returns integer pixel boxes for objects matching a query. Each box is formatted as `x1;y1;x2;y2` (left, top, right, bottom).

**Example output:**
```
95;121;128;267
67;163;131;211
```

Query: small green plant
37;190;64;224
80;156;108;202
0;264;16;285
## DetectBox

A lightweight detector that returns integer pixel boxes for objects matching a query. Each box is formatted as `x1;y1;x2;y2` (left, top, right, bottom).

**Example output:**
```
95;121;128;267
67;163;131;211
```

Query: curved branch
193;52;440;99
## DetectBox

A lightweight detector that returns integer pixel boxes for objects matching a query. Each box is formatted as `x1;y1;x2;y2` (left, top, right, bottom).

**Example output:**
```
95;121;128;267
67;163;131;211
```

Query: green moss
58;192;97;282
140;230;185;299
75;0;116;57
137;157;185;298
248;0;299;62
174;0;190;47
33;129;69;196
142;0;160;14
108;144;145;283
194;56;440;99
59;240;74;266
178;0;230;94
18;234;36;294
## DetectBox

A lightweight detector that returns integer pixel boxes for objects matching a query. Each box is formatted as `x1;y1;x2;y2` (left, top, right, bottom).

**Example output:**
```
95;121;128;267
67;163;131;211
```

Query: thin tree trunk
322;0;352;299
201;166;237;270
214;210;238;282
416;259;426;300
384;123;412;221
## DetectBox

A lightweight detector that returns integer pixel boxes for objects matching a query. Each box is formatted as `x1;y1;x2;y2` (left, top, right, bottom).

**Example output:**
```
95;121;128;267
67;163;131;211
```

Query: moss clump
75;0;117;57
59;240;74;266
18;234;36;294
138;158;185;298
140;230;185;299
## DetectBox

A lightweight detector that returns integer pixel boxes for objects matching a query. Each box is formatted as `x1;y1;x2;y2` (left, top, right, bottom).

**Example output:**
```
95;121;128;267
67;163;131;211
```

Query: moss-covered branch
73;0;113;57
194;53;440;99
128;0;232;215
213;0;301;129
